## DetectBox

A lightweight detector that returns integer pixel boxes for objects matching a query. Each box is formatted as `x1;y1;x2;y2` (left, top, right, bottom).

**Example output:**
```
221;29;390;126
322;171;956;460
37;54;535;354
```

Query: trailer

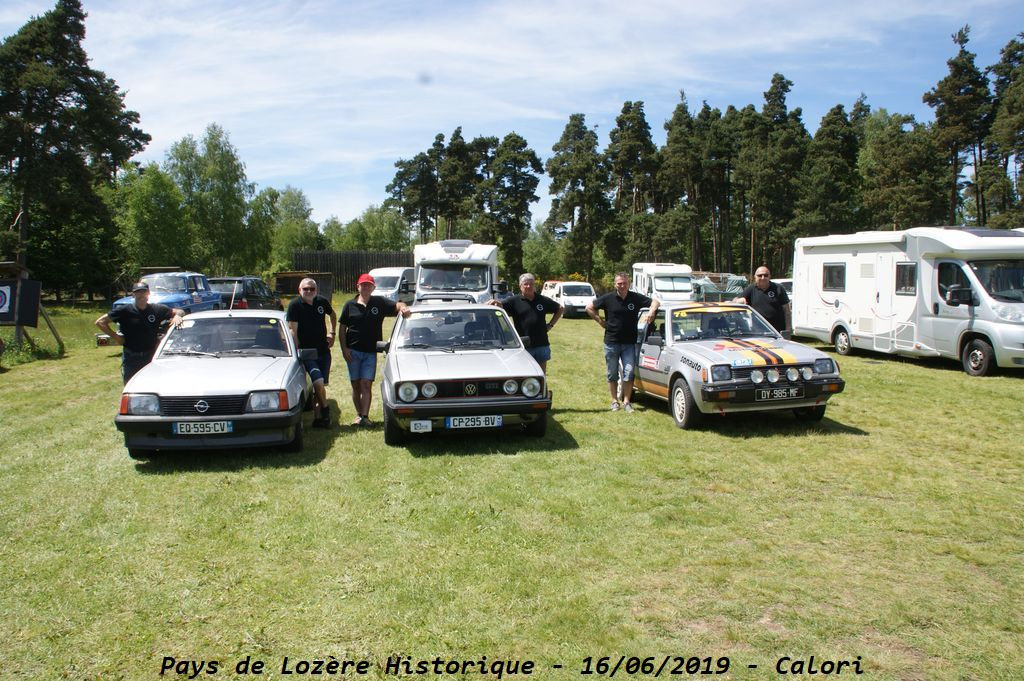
411;240;502;304
792;227;1024;375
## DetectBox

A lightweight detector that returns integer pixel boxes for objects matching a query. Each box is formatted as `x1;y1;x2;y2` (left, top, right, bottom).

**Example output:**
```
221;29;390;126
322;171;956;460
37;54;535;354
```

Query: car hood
113;292;193;308
391;349;537;381
679;337;826;367
125;356;294;395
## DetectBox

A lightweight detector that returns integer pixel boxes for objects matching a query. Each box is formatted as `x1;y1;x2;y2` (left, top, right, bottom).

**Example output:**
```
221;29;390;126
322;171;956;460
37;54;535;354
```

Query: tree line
2;1;1022;297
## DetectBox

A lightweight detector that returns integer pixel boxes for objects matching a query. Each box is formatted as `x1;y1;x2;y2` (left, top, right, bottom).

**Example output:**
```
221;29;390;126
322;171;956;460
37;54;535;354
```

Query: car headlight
503;379;519;395
247;390;287;412
120;393;159;415
814;358;836;374
710;365;732;382
786;367;800;382
750;369;764;384
398;382;419;402
993;303;1024;323
521;377;542;397
766;368;780;383
421;382;438;398
800;366;814;380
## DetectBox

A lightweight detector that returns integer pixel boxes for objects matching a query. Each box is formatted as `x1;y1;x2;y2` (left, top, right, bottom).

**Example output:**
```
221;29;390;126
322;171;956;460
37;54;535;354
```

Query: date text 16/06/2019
579;655;863;676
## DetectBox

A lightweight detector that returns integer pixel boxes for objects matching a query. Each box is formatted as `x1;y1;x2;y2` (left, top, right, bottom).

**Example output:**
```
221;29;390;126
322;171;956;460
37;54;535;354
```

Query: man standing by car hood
287;277;337;428
95;281;184;383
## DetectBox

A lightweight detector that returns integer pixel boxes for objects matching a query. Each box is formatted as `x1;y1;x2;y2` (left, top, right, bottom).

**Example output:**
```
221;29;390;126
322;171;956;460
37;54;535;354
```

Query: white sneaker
623;403;634;413
610;401;620;412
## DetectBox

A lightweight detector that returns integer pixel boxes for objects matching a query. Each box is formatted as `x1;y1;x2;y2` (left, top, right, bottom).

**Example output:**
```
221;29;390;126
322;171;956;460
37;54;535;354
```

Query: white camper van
792;227;1024;376
368;266;415;305
412;240;500;304
630;263;695;303
542;280;596;317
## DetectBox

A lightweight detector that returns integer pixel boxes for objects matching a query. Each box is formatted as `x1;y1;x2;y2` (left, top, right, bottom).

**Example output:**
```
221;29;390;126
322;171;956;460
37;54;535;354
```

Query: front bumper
114;404;303;450
698;377;845;413
385;393;552;432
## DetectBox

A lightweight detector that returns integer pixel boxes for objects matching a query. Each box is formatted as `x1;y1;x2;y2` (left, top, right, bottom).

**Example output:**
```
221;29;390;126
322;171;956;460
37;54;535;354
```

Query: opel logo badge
464;383;478;396
194;400;210;413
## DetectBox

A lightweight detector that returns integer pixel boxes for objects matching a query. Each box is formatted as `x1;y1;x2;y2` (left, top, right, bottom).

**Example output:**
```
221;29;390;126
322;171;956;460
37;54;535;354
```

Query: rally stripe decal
728;338;782;365
737;338;799;365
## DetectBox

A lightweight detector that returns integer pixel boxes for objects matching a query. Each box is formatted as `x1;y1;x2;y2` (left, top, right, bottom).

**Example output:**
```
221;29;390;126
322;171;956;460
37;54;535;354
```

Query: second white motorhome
412;240;501;304
630;263;695;303
792;227;1024;375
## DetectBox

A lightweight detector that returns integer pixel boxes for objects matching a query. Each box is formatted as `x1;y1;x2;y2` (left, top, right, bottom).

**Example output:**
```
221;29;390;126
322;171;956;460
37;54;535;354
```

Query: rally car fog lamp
786;367;801;382
800;366;814;380
247;390;287;412
710;365;732;382
420;382;438;399
750;369;765;384
398;382;419;402
814;358;836;374
120;393;159;415
766;368;780;383
521;377;542;397
503;379;519;395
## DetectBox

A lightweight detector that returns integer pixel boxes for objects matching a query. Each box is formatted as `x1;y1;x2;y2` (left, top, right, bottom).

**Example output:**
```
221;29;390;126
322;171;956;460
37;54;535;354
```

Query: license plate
445;415;502;429
410;420;433;433
173;421;233;435
755;387;804;401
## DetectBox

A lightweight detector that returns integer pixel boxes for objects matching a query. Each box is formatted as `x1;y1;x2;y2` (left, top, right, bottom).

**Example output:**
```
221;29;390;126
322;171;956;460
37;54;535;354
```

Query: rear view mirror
375;340;390;353
944;285;973;307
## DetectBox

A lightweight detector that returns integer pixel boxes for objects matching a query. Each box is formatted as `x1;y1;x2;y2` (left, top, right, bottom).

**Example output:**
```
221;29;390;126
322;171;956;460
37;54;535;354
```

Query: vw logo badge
464;383;478;396
148;314;156;322
194;400;210;414
627;303;635;311
371;306;379;315
317;305;324;314
536;303;544;311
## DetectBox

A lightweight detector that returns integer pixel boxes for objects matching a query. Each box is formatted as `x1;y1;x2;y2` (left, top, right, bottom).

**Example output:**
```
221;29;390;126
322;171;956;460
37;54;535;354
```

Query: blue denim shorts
346;349;377;381
526;345;552;363
603;343;636;382
302;351;331;385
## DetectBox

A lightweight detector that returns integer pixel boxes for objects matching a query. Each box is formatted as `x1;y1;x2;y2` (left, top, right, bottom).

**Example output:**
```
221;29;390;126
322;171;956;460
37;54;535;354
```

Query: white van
543;281;595;317
368;266;414;305
631;263;695;303
792;227;1024;375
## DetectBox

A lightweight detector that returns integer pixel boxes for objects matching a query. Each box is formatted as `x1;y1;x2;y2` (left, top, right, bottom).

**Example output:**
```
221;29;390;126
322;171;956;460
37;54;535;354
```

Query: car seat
252;326;284;351
410;327;434;344
707;316;729;335
463;319;489;340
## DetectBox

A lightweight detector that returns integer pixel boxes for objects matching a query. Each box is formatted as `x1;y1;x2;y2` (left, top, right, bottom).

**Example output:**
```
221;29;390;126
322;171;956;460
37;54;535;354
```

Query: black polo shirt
109;302;174;355
339;296;398;352
593;291;653;344
740;281;789;332
501;294;561;348
286;295;335;351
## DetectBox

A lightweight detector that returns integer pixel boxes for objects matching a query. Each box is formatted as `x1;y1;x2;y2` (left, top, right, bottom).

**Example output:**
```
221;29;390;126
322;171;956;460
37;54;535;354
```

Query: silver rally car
633;303;845;428
114;310;313;459
378;303;552;445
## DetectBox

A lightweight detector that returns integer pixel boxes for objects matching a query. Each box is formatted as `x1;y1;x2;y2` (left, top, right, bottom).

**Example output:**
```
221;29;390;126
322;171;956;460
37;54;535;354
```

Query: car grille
429;379;521;399
160;396;248;416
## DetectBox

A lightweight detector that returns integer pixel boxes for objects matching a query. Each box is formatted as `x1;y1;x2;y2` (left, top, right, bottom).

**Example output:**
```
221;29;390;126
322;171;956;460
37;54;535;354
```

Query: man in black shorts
287;277;337;428
489;272;562;373
734;265;790;335
95;281;184;383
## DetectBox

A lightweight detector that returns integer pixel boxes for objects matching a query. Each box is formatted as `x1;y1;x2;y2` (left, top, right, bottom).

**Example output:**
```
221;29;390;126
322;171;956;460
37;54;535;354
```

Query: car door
635;309;669;397
921;261;974;358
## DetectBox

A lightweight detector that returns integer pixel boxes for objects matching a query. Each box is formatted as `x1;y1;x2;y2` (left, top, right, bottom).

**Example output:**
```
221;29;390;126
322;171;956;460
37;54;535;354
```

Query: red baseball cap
356;273;375;286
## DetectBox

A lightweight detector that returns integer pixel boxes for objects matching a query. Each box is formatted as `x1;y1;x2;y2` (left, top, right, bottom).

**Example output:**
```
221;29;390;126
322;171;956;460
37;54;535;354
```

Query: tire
670;377;700;429
127;448;154;460
793;405;827;422
284;420;304;452
524;411;547;437
383;406;406;446
833;327;851;355
962;338;995;376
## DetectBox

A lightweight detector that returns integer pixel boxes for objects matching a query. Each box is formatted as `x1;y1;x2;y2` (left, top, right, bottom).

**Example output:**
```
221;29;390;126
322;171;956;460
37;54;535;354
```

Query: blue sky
2;0;1023;224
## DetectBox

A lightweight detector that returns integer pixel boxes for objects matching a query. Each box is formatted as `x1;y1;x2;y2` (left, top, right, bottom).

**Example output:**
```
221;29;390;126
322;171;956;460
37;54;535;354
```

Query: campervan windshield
969;260;1024;302
653;275;692;293
418;264;489;292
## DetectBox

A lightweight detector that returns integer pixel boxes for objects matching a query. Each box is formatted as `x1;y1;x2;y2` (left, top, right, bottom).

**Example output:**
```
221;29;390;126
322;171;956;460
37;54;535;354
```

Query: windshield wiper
401;343;434;349
162;349;219;357
219;349;281;357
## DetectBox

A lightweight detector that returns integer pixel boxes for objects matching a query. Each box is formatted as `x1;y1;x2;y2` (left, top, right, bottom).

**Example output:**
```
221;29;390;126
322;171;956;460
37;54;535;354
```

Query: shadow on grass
797;339;1023;378
401;414;579;458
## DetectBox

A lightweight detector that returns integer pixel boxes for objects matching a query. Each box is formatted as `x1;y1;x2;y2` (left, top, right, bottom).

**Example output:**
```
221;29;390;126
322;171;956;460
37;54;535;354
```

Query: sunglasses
301;287;317;292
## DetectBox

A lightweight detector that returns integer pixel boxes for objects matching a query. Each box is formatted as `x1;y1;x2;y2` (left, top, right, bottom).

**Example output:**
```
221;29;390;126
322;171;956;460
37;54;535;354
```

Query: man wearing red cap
339;273;411;427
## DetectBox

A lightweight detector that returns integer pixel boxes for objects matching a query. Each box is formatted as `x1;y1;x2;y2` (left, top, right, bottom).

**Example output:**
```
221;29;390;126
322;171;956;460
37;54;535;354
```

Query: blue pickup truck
111;271;222;314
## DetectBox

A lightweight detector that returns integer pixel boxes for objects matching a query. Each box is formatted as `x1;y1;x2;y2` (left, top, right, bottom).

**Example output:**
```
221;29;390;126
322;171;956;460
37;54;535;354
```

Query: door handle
933;303;938;315
876;291;879;303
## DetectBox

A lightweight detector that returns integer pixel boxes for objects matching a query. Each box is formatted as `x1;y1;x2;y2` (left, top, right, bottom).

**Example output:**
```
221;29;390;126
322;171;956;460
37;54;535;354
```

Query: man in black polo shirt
287;277;337;428
586;272;659;413
734;265;790;335
339;273;410;427
489;272;563;373
95;281;184;383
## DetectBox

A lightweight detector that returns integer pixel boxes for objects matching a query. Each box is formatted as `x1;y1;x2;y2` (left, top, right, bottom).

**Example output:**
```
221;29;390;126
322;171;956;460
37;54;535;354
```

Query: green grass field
1;306;1022;680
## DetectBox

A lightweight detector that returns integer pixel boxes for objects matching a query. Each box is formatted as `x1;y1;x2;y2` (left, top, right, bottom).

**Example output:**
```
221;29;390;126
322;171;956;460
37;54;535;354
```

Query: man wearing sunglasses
287;277;337;428
733;265;791;336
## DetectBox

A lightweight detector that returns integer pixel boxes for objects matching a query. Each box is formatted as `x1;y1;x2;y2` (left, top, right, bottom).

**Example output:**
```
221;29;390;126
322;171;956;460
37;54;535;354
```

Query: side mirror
944;285;973;307
497;281;509;294
646;333;664;346
400;281;410;293
375;340;390;353
520;334;531;348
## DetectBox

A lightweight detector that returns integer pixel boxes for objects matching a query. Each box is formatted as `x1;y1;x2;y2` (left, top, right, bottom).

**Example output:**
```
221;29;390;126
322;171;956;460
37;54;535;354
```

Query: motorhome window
419;264;489;290
895;262;917;296
823;264;846;291
969;260;1024;302
653;276;693;292
937;262;971;299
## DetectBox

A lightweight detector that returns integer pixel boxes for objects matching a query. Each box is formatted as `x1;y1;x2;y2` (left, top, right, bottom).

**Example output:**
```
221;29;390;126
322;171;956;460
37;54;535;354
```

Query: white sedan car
115;310;313;459
378;303;552;445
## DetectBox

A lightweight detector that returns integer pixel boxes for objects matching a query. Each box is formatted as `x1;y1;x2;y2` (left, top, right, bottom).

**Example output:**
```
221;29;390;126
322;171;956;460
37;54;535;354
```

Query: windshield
653;275;693;292
160;317;290;357
562;285;594;297
397;309;521;350
419;264;490;291
670;307;778;341
374;276;399;289
142;274;187;292
969;260;1024;302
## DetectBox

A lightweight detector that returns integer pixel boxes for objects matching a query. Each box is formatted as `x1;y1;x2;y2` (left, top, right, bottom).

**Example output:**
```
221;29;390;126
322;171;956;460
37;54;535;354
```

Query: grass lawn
1;305;1022;680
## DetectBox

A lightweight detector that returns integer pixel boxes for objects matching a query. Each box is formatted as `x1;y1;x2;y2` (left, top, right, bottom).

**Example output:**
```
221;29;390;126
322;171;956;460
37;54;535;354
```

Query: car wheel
833;327;851;355
670;377;700;429
284;420;304;452
127;448;154;460
524;411;547;437
793;405;827;421
962;338;995;376
383;406;406;446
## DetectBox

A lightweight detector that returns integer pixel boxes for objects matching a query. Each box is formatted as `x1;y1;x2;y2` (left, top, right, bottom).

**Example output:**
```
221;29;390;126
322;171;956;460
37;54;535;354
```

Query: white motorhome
412;240;501;304
792;227;1024;375
630;263;695;303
